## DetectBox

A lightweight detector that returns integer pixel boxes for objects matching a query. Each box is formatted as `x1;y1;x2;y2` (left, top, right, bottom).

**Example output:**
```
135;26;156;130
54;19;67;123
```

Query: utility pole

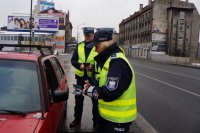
30;0;33;45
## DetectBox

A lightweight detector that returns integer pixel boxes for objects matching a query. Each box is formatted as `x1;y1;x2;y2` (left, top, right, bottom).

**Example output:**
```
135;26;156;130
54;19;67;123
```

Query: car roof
0;51;41;62
0;44;55;62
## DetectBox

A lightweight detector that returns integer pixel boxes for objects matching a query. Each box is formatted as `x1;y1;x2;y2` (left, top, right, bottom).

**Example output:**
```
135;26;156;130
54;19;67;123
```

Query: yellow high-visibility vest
75;42;98;77
98;52;137;123
94;46;124;80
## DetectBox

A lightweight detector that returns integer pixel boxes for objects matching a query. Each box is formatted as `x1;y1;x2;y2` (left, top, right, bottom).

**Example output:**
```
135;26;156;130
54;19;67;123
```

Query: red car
0;45;69;133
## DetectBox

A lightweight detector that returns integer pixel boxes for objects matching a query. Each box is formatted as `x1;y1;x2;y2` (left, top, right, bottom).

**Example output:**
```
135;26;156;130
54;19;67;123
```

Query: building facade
119;0;200;58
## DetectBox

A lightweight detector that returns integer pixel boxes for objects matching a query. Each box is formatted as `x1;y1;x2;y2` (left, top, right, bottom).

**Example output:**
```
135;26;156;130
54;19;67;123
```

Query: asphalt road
131;59;200;133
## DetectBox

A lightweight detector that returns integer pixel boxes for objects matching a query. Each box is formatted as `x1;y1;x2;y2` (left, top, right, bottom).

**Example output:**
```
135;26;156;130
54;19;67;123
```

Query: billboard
38;9;65;30
40;1;55;11
7;16;59;32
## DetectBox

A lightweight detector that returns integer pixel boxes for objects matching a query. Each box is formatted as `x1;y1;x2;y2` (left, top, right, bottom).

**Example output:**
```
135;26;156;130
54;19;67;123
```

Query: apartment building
119;0;200;58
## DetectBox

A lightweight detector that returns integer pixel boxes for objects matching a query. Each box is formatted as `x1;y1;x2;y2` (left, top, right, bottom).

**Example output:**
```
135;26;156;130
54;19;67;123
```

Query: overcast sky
0;0;200;37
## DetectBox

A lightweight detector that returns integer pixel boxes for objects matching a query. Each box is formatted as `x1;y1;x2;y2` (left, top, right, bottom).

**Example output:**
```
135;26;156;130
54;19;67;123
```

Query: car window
50;57;64;83
0;60;41;112
44;59;59;91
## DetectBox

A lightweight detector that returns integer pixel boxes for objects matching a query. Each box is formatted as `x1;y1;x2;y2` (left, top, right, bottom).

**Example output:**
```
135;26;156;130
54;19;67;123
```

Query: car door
43;59;60;133
50;58;67;105
49;57;67;130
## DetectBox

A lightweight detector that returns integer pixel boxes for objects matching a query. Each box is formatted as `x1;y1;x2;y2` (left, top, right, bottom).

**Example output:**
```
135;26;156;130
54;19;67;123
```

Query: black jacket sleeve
95;58;133;102
71;46;82;70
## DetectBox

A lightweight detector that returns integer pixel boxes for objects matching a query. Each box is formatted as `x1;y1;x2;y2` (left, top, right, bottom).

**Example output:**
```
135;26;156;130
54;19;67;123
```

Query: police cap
96;28;114;34
82;27;95;35
87;30;112;48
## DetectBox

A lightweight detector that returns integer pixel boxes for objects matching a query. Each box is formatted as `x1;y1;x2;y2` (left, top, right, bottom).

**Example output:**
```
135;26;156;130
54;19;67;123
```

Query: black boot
69;119;81;128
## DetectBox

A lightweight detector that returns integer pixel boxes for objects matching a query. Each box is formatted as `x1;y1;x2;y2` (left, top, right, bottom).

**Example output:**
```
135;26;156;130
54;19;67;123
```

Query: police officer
83;30;137;132
97;27;125;54
70;27;98;128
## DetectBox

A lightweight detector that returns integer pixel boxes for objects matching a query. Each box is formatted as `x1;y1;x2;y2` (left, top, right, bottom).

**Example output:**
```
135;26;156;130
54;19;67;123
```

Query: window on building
180;11;185;20
14;36;18;41
24;37;28;41
179;23;184;31
35;37;38;42
8;36;10;41
0;36;3;40
178;37;183;44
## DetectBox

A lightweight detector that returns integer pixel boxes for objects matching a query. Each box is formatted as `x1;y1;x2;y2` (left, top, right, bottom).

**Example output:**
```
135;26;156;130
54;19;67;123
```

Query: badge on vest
106;77;119;91
93;90;99;100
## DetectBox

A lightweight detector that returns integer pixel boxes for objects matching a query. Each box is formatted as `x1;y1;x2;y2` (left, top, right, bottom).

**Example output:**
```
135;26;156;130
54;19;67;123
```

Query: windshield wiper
0;109;26;116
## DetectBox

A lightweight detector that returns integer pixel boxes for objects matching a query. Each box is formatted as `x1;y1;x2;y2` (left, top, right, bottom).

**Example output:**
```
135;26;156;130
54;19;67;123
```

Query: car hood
0;113;40;133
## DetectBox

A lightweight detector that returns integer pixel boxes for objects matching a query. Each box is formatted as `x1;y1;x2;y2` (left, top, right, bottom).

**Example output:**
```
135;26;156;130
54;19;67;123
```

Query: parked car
0;44;69;133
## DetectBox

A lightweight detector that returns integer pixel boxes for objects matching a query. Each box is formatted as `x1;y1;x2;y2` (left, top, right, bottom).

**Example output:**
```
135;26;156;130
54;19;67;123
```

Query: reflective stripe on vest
94;61;101;80
75;42;98;77
98;52;137;123
119;46;125;54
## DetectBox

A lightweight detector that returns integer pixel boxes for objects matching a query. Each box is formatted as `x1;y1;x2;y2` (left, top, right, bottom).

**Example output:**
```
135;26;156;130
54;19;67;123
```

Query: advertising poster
38;9;65;30
55;30;65;51
152;20;167;33
7;16;59;32
40;1;55;11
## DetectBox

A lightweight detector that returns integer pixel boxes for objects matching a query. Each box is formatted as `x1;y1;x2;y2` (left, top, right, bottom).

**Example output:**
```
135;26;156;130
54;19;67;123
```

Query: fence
122;46;200;68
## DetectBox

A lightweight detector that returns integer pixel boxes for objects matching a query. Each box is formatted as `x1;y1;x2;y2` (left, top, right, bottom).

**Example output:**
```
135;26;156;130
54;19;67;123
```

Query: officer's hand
86;64;92;71
84;80;91;89
82;88;87;95
80;64;84;70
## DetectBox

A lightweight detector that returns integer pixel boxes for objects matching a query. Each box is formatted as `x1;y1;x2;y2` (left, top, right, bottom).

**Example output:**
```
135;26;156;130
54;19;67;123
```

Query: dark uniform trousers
74;77;85;121
74;76;99;124
97;116;132;133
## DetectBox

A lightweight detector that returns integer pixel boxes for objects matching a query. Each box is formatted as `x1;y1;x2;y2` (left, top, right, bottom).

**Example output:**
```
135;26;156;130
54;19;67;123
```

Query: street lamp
29;0;33;45
77;23;85;43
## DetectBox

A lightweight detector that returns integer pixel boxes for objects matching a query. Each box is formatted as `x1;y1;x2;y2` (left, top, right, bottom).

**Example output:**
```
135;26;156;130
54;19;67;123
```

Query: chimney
186;0;188;2
149;0;152;5
140;4;143;11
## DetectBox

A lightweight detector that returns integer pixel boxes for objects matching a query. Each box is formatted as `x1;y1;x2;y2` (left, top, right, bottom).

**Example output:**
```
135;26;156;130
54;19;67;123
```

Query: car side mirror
53;89;68;103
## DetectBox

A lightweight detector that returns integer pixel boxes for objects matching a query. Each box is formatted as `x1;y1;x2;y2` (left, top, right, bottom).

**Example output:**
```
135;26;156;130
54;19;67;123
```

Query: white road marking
136;72;200;98
135;113;158;133
133;63;200;81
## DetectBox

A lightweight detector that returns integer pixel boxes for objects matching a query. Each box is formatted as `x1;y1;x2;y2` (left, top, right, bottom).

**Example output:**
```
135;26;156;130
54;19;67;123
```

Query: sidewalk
58;53;147;133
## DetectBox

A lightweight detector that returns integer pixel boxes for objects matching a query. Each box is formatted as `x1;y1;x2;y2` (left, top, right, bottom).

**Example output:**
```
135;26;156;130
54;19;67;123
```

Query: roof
119;2;154;26
0;52;40;62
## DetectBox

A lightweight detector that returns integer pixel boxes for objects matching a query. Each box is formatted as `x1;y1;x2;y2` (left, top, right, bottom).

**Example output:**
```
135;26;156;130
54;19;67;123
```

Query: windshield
0;60;41;112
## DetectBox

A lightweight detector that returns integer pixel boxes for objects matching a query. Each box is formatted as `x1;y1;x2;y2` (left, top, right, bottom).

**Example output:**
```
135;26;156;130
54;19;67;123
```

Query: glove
84;86;94;97
83;86;99;100
72;84;83;95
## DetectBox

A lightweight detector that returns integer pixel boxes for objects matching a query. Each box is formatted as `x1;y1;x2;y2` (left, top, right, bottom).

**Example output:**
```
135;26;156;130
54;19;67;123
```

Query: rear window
0;60;41;112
